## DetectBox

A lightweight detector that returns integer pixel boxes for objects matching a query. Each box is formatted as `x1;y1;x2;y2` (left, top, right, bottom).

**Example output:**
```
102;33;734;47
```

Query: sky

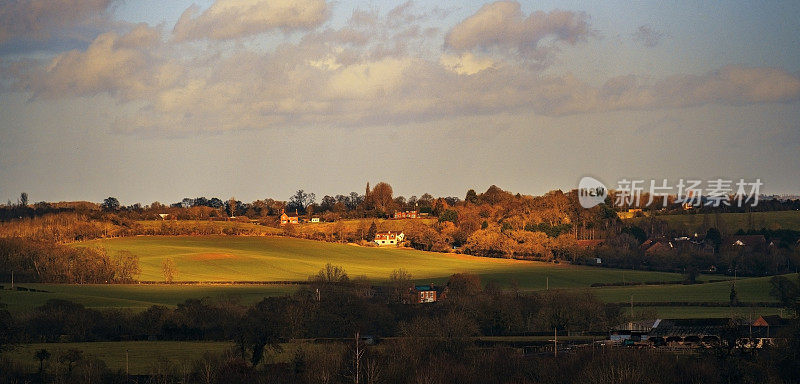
0;0;798;205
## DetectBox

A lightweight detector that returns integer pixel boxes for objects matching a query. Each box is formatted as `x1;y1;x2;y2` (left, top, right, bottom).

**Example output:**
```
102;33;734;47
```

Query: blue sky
0;0;798;205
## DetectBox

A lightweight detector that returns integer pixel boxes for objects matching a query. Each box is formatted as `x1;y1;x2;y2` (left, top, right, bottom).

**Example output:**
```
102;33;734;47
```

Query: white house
374;231;405;246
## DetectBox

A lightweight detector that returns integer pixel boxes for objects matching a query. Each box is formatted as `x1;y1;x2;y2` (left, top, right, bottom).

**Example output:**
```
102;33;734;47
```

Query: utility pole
546;276;549;290
553;328;558;358
10;270;13;289
630;294;634;319
126;349;129;378
354;331;364;384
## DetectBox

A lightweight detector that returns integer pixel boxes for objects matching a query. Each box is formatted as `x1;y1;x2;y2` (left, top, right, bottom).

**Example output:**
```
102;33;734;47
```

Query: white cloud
439;52;495;75
3;1;799;136
172;0;329;42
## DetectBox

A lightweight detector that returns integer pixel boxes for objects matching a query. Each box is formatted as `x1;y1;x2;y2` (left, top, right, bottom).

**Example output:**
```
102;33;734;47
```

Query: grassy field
628;210;800;233
0;284;297;313
73;236;683;286
0;236;785;318
627;306;785;319
5;341;237;375
592;274;793;303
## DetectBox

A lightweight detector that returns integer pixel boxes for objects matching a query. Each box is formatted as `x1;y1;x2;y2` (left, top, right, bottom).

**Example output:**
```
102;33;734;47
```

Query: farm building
375;231;405;246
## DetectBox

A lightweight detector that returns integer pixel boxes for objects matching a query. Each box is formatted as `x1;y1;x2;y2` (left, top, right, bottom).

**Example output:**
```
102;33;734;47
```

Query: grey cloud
0;0;113;44
172;0;329;42
632;25;664;47
18;25;179;100
444;1;590;63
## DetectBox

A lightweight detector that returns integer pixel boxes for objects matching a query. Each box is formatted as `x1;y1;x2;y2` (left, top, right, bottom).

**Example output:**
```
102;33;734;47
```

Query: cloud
439;52;495;75
0;0;113;44
632;25;663;47
19;24;180;100
444;1;589;63
3;1;799;136
172;0;329;42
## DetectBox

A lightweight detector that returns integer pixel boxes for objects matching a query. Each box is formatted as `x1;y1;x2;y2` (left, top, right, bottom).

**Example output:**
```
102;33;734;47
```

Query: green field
74;236;683;286
0;284;296;312
0;236;786;318
627;306;785;319
592;274;791;303
6;341;236;375
628;210;800;233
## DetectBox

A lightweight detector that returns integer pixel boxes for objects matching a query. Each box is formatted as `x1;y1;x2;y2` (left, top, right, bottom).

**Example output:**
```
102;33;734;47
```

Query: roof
649;318;737;338
753;315;788;327
414;285;435;291
376;231;403;235
728;235;766;246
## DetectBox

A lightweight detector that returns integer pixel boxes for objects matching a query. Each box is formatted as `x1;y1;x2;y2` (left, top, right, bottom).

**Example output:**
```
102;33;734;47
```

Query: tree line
1;268;799;384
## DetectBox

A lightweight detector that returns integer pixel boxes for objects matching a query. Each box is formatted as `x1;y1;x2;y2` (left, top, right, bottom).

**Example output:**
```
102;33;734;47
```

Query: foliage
162;258;177;283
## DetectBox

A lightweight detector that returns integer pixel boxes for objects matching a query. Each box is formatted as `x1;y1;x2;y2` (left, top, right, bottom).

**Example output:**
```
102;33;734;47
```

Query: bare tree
162;258;177;283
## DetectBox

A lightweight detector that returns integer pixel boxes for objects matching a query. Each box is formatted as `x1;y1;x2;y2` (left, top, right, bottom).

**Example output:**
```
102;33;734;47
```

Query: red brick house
280;209;299;225
393;210;419;219
413;285;442;303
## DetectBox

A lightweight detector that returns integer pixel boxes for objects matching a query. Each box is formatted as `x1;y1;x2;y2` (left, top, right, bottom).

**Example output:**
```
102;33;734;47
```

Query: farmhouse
393;210;419;219
280;209;299;225
413;284;441;303
374;231;405;246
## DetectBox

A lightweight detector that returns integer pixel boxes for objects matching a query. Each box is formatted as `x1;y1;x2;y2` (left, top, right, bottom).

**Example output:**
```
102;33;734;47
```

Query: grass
627;210;800;233
5;341;236;375
0;284;297;313
136;219;282;235
73;236;684;286
0;236;784;319
628;306;786;319
591;274;794;303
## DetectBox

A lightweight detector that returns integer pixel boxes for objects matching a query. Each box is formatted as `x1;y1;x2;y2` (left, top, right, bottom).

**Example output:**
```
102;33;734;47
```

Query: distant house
310;217;320;223
753;315;787;328
280;210;299;225
642;237;675;254
393;210;419;219
375;231;405;246
413;284;443;303
725;235;767;252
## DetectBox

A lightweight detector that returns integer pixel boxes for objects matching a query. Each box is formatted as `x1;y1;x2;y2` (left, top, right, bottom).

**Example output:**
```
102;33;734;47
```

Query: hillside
627;210;800;233
74;235;681;285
